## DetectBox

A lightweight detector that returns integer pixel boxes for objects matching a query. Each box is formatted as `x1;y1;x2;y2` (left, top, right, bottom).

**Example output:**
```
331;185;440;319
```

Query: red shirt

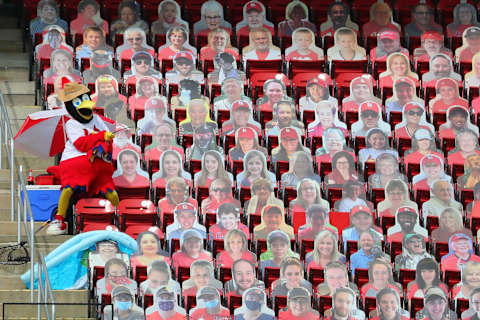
200;47;239;61
209;223;249;240
237;24;274;37
158;197;198;218
146;311;186;320
448;150;480;166
431;98;468;114
404;151;444;166
37;44;73;59
172;251;212;270
144;146;184;162
216;250;256;268
394;125;432;139
113;174;150;188
379;74;419;89
388;231;427;243
286;49;321;61
189;307;230;320
120;47;156;61
279;309;320;319
158;46;195;61
341;100;361;113
441;253;480;271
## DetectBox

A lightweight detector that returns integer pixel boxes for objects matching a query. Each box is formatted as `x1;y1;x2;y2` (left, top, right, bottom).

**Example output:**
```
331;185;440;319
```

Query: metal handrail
0;91;55;319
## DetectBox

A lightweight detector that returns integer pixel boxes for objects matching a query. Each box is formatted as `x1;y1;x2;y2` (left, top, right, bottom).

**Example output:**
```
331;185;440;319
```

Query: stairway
0;3;91;318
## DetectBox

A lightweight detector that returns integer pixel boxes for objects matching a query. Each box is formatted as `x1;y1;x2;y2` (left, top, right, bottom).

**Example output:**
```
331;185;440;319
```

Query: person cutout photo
405;4;442;38
222;100;261;137
216;229;256;268
30;0;68;37
307;101;348;138
47;75;76;110
423;180;462;219
453;261;480;300
416;287;458;320
179;99;217;137
36;25;73;60
407;258;448;299
298;75;337;116
362;2;400;37
387;206;428;242
257;77;292;113
110;0;148;40
327;27;366;61
88;240;129;271
151;0;188;36
379;52;419;89
335;180;373;213
70;0;108;36
242;27;281;65
441;233;480;272
103;285;145;320
166;202;206;241
225;259;265;297
368;153;406;189
384;77;422;119
244;178;283;218
404;128;443;166
253;204;294;240
158;177;197;216
182;259;222;298
228;127;267;162
371;287;409;320
259;230;299;272
209;203;250;240
185;126;223;163
266;100;304;137
234;287;275;320
422;53;462;88
279;287;319;319
343;205;383;247
236;1;275;37
358;128;398;169
412;154;451;190
285;27;323;61
305;230;346;271
317;261;360;297
236;149;276;189
413;31;453;64
200;27;239;61
350;229;386;275
75;26;113;67
208;52;245;85
189;286;229;320
111;124;141;163
439;105;478;140
151;149;191;189
171;229;212;270
326;151;358;187
171;79;208;114
213;77;250;115
200;177;240;215
298;204;337;242
140;260;181;296
395;233;433;271
194;150;233;189
320;1;359;37
370;29;409;63
43;49;82;85
158;26;196;63
351;101;391;138
360;259;402;299
430;77;468;114
272;257;313;298
459;153;480;190
272;127;310;164
165;51;204;86
465;52;480;88
92;75;130;125
456;27;480;64
315;127;355;165
112;149;150;188
448;129;480;166
130;230;170;271
377;179;417;217
124;51;162;85
193;0;231;37
145;285;186;320
96;258;137;302
137;96;176;136
281;151;321;189
82;50;121;84
278;1;316;37
394;102;433;139
447;3;480;38
432;207;471;244
325;287;365;320
342;74;381;113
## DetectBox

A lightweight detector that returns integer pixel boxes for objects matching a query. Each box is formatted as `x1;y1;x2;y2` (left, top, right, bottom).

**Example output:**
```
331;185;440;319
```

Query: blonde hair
313;230;341;264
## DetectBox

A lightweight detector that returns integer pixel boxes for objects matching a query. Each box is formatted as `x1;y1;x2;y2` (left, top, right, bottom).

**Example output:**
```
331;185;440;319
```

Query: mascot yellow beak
77;99;94;121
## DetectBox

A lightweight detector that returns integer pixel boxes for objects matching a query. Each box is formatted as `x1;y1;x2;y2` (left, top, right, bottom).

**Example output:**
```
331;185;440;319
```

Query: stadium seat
74;198;116;233
117;199;159;238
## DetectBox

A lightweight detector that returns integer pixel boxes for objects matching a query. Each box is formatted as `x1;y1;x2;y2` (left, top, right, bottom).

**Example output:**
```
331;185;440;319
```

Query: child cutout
96;258;137;303
278;1;317;37
139;260;181;296
194;150;233;189
327;27;366;61
259;230;299;273
298;204;337;242
307;101;348;138
236;149;276;189
181;260;222;299
334;180;374;213
228;127;267;162
171;229;212;270
166;202;207;241
285;27;324;61
358;128;398;169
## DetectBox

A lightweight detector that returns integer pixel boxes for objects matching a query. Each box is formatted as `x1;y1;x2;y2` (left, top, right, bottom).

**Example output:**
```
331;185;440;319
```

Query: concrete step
0;40;23;52
0;68;30;81
0;81;35;95
0;16;19;29
3;96;36;111
0;289;90;318
0;53;29;69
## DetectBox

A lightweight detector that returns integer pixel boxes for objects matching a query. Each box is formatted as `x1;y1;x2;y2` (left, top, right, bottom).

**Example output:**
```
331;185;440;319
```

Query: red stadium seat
74;198;116;233
117;199;159;238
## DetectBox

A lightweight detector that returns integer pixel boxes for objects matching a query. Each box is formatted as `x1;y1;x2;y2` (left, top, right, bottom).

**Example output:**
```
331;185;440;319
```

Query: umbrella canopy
15;109;115;158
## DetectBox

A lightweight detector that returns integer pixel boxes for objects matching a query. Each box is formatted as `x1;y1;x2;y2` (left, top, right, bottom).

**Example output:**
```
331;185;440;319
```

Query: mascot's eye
72;98;82;107
81;94;90;101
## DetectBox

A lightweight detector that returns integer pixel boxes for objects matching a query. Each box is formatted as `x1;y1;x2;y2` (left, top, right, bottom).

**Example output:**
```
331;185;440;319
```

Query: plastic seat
135;265;148;284
409;297;424;318
425;216;439;234
117;199;159;238
307;267;324;287
273;295;287;316
354;268;369;289
398;269;416;291
74;198;116;233
227;294;242;314
245;60;283;78
330;60;368;83
288;61;326;78
116;186;150;201
380;216;395;235
318;295;332;313
434;242;448;261
299;239;314;260
443;270;461;288
263;267;280;288
219;266;232;283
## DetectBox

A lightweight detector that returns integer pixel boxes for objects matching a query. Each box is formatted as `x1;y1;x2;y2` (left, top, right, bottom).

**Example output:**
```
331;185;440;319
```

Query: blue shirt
350;249;374;275
30;18;68;36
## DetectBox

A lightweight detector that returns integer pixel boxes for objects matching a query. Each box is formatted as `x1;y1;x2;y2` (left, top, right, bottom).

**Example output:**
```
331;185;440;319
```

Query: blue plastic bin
21;185;61;221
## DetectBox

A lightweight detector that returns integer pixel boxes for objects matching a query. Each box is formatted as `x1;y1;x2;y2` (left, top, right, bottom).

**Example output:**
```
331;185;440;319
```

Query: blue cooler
21;185;61;221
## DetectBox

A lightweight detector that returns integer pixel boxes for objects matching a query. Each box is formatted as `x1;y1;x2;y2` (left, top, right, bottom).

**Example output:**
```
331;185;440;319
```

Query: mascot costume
47;82;119;235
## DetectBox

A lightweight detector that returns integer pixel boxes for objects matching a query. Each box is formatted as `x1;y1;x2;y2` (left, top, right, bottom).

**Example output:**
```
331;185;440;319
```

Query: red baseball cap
421;155;442;167
404;102;423;113
280;127;298;140
237;127;255;139
351;205;371;216
422;31;443;41
245;1;263;13
175;203;196;214
379;30;398;41
396;206;417;216
145;97;165;110
174;51;193;62
351;75;373;88
450;233;471;242
307;77;328;88
360;101;380;113
232;100;251;112
436;77;457;89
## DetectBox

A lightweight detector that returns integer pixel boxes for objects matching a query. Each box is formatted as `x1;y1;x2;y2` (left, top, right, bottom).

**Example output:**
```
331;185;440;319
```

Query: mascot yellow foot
46;187;73;235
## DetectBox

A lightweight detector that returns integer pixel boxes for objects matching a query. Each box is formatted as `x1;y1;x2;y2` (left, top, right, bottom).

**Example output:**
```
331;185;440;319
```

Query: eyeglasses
361;111;378;119
205;15;221;20
407;110;423;116
212;188;229;193
135;60;149;65
126;37;142;41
